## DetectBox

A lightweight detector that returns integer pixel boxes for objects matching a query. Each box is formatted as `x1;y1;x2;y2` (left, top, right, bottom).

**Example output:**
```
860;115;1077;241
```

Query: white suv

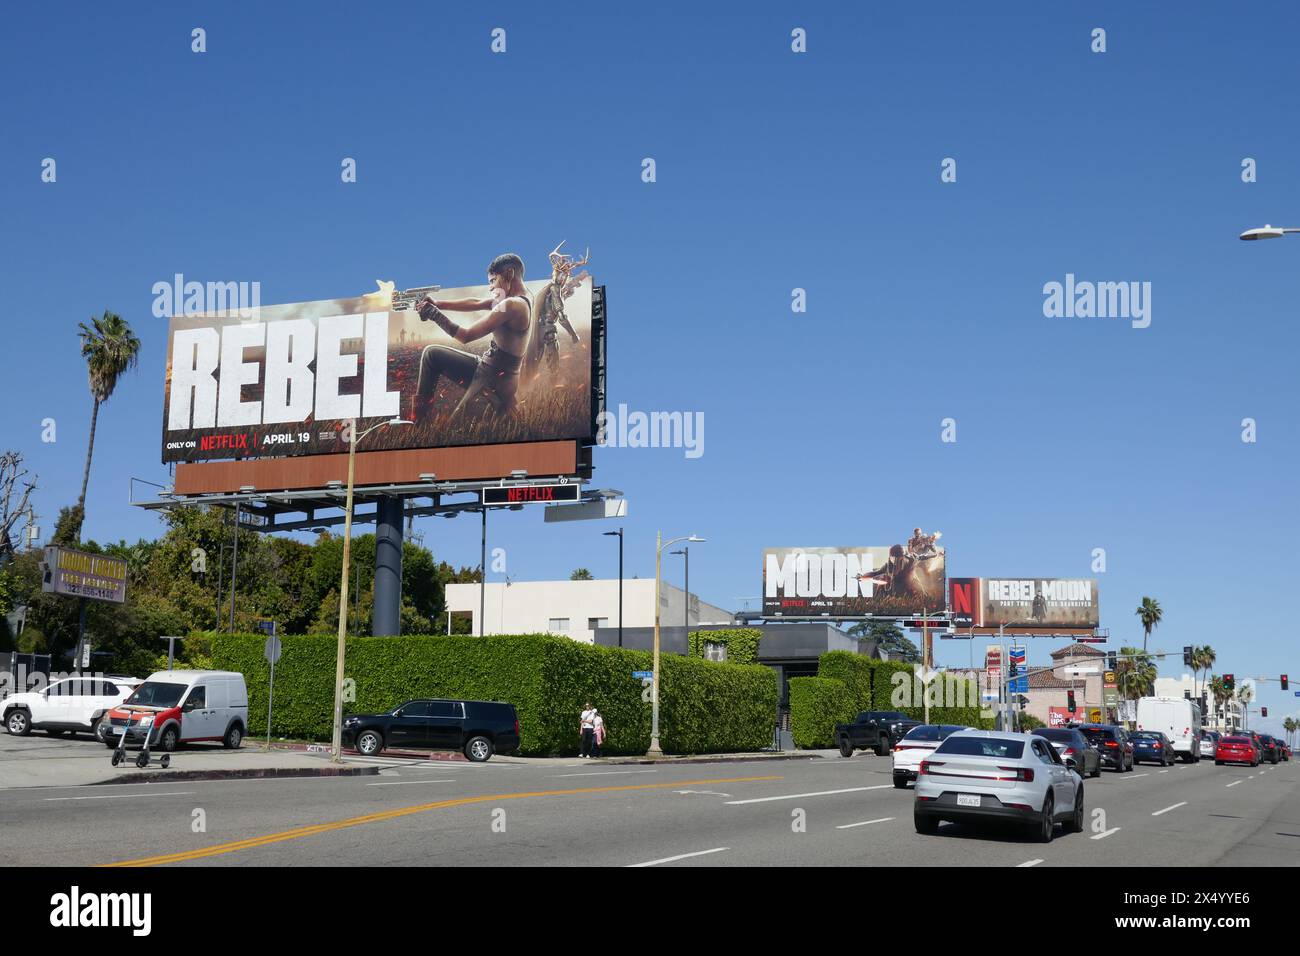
3;676;141;738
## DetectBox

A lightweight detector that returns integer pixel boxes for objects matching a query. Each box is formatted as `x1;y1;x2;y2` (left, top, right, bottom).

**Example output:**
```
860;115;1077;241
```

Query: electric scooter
110;707;171;770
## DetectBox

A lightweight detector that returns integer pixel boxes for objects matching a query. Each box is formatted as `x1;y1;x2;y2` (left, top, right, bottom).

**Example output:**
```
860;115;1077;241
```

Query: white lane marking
725;785;892;805
836;817;895;829
1152;801;1187;816
628;847;729;867
1158;770;1169;774
45;791;195;802
365;779;456;786
1091;827;1122;841
1017;859;1043;867
551;770;659;778
1226;781;1243;788
1259;770;1267;776
1127;773;1150;780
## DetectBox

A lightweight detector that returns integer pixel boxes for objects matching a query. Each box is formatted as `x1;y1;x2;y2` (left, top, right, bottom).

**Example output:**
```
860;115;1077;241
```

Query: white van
99;670;248;752
1135;696;1202;762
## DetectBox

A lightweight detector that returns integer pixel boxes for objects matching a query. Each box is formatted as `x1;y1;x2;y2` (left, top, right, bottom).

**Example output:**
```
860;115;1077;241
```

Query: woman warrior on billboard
523;241;590;386
414;253;532;419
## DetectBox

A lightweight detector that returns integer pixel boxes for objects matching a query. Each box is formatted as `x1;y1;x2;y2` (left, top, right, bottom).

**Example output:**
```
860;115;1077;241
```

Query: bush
687;628;761;666
211;632;776;756
872;661;922;719
817;651;874;712
789;676;855;749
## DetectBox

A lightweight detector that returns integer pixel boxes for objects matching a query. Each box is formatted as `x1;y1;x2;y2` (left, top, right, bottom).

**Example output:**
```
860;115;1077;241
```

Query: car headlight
139;716;155;726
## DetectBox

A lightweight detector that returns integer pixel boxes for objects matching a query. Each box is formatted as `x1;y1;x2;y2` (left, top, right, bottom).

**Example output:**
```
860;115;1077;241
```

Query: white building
1153;674;1243;732
445;578;733;644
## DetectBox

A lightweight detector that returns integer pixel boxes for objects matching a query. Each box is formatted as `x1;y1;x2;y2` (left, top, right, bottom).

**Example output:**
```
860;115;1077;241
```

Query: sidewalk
0;746;380;790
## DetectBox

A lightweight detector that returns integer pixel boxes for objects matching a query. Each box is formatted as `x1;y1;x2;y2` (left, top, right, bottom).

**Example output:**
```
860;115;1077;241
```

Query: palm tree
74;311;140;541
1209;675;1231;729
1283;716;1296;748
1236;683;1254;730
1192;645;1216;704
1135;596;1162;652
1116;646;1157;700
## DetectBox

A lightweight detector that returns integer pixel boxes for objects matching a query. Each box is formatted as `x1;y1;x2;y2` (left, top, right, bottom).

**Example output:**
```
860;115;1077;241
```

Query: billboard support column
373;496;404;637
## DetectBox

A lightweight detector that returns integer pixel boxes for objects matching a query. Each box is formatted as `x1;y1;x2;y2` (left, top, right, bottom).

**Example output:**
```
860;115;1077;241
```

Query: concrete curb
91;766;382;785
595;753;825;766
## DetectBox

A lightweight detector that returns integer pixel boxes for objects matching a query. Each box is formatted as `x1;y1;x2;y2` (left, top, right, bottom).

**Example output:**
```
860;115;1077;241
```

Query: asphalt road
3;751;1297;867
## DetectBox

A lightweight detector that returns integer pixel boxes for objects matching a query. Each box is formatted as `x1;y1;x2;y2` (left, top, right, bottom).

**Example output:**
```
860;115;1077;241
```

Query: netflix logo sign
949;577;981;627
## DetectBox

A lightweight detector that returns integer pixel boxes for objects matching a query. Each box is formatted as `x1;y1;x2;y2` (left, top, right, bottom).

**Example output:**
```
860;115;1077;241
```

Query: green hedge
211;632;776;756
789;676;855;749
688;628;762;666
872;661;923;719
817;651;874;712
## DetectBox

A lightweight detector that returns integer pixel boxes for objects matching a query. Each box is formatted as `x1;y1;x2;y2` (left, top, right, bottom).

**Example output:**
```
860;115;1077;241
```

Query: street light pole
649;532;705;756
330;417;410;764
603;528;623;646
670;546;690;638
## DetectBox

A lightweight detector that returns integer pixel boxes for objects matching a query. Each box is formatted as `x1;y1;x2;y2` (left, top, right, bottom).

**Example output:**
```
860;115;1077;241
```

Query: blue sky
4;3;1299;732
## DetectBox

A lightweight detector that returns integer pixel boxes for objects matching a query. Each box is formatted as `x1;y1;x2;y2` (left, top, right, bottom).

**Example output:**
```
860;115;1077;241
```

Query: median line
99;775;783;867
1151;801;1187;816
1226;780;1243;788
1017;859;1043;867
628;847;728;867
725;785;892;805
45;791;195;802
1091;827;1121;841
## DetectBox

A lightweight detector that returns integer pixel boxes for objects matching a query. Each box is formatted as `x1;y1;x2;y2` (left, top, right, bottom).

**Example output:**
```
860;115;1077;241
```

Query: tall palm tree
1193;645;1216;704
1209;675;1231;729
1135;596;1163;652
74;311;140;541
1283;716;1296;748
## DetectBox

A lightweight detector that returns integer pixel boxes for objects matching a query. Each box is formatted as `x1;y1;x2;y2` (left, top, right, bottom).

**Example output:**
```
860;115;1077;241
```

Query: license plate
956;794;981;808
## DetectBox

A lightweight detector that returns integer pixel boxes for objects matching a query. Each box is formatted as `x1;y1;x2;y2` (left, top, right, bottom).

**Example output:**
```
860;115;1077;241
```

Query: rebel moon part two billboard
162;273;603;463
949;577;1100;628
763;531;946;618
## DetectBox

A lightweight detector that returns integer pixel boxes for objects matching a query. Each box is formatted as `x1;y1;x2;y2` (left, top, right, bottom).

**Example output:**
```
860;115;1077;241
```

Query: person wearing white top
579;703;596;758
591;710;606;758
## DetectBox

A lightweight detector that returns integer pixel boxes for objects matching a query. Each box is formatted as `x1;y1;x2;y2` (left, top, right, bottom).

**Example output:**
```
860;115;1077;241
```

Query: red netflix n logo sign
949;577;981;627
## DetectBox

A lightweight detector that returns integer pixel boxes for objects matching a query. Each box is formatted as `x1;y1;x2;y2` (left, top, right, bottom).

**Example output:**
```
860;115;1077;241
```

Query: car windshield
903;726;945;742
125;681;187;708
1033;729;1075;743
934;736;1025;759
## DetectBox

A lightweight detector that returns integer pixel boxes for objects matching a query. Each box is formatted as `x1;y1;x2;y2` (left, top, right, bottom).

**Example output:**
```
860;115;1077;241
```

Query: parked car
1130;731;1176;766
1198;730;1220;759
835;711;922;758
342;698;520;762
1256;734;1281;764
914;731;1084;842
1078;723;1134;772
892;724;973;788
1215;735;1259;766
1282;743;1292;761
1032;727;1102;778
3;676;141;739
1135;696;1202;762
100;670;248;752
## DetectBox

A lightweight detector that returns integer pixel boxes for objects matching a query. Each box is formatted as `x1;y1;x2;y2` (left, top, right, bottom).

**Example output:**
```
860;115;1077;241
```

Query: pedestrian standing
592;709;606;758
579;701;595;757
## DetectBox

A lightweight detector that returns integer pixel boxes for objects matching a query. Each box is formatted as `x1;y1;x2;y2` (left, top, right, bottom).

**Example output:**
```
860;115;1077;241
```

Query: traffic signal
1183;646;1193;667
1224;673;1235;691
1261;707;1268;718
1282;674;1289;691
1067;690;1076;711
1107;651;1117;670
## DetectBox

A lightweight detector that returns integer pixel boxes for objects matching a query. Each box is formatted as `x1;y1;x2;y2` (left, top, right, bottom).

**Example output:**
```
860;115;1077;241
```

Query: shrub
789;676;855;749
872;660;923;719
211;632;775;756
687;628;762;666
817;650;874;712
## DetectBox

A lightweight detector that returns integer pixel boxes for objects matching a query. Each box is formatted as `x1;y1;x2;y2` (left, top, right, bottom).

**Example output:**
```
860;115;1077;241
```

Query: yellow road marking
100;775;784;867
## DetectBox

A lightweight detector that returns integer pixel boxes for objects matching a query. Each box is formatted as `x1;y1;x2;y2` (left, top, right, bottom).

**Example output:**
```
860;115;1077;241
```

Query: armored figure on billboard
524;242;589;385
906;527;942;559
1031;587;1048;622
415;253;532;419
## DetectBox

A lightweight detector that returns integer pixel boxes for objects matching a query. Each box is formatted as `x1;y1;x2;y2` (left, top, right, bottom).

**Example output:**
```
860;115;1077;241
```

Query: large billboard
162;262;603;464
763;529;946;618
952;578;1099;628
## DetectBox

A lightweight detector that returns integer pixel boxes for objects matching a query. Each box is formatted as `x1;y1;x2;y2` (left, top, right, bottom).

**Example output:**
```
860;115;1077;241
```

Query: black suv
1078;723;1134;772
342;698;520;762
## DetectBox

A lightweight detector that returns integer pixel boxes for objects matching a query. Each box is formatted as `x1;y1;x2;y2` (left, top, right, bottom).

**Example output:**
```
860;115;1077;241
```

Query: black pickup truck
341;698;520;762
834;711;922;757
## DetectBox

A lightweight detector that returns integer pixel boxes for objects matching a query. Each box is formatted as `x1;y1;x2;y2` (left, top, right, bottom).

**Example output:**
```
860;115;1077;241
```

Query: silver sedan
914;730;1084;842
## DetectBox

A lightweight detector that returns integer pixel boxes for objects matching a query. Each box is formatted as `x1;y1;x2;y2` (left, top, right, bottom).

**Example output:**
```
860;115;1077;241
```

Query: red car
1215;735;1259;766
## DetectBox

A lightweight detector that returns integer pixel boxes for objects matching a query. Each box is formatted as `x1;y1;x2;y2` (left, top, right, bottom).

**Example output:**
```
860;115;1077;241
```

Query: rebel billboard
762;529;946;618
951;578;1099;628
162;255;603;463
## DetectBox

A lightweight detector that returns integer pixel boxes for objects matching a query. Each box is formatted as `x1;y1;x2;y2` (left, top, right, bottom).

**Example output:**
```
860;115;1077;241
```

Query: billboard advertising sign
948;578;1100;628
162;262;603;464
41;547;127;604
762;529;945;618
1048;707;1087;727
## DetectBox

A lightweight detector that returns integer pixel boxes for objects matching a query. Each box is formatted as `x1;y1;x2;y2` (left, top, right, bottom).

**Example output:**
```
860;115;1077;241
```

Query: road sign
482;483;581;506
1103;670;1116;686
263;636;282;665
632;670;653;679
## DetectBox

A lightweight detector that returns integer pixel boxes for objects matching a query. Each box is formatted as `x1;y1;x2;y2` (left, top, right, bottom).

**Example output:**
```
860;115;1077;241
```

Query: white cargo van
100;670;248;752
1135;696;1202;762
